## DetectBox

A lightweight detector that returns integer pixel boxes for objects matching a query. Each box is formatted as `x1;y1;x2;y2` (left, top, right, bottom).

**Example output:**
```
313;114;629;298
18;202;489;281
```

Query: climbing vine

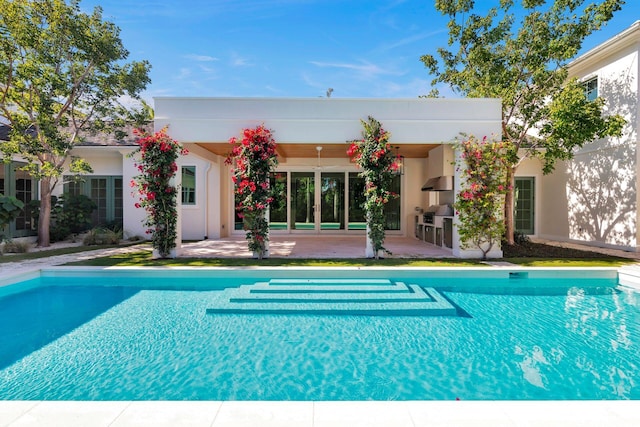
454;135;511;259
130;127;187;258
347;116;400;258
225;125;278;258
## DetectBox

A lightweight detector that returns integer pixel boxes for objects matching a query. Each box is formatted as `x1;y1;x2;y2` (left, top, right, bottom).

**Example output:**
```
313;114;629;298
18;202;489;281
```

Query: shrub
83;227;122;246
31;194;97;242
2;239;30;254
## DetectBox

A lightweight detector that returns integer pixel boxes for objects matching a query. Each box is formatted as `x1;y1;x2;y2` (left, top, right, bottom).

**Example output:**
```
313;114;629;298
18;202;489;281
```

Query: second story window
582;76;598;102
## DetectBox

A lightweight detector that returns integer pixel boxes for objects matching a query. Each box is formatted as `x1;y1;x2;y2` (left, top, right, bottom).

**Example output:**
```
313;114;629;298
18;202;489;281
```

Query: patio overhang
193;142;440;161
154;97;503;162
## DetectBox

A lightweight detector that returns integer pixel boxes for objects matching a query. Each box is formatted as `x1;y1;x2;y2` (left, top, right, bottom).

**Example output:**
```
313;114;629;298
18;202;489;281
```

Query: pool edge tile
313;401;414;427
110;401;222;427
5;401;130;427
0;401;40;427
212;401;313;427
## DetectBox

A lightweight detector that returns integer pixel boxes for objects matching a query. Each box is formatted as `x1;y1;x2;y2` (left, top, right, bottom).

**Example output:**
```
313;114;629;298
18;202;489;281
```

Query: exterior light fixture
394;146;405;176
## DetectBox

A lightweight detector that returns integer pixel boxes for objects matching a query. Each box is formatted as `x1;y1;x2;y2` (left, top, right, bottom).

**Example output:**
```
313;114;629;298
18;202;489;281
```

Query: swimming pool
0;267;638;401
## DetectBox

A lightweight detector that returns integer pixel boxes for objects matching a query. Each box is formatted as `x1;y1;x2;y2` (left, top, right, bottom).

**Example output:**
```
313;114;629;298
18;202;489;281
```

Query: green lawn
502;257;632;267
2;243;633;268
0;243;138;263
65;250;484;267
64;251;633;268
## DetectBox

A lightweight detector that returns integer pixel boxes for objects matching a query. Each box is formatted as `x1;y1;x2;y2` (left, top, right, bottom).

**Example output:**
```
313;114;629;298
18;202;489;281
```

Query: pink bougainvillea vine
130;127;188;258
454;135;511;259
347;116;400;258
225;125;278;258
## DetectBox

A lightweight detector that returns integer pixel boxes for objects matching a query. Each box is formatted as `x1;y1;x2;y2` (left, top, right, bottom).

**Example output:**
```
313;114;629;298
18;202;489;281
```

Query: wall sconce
393;146;405;176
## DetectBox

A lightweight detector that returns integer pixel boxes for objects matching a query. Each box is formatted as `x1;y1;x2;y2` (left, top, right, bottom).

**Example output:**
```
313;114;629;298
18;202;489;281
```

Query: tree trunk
504;166;516;246
38;177;52;247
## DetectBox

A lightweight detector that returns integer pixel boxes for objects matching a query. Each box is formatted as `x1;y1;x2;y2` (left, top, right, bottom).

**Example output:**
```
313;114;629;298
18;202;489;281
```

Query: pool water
0;273;639;400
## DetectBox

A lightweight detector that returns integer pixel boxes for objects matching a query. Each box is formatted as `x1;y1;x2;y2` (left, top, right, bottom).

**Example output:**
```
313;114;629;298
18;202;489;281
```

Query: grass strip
65;251;485;267
0;243;141;263
502;257;633;267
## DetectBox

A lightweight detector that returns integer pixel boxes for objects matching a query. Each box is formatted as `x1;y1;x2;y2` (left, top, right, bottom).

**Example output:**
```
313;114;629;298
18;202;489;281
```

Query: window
1;162;37;238
515;177;535;235
269;172;287;230
63;176;123;228
348;173;401;231
383;175;401;230
582;76;598;102
181;166;196;205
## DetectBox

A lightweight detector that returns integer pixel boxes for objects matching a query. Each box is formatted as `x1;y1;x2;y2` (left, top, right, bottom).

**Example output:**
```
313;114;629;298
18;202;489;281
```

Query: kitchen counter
415;215;453;249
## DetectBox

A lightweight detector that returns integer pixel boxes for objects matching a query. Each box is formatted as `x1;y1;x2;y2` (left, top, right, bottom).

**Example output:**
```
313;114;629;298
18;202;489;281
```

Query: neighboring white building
525;20;639;253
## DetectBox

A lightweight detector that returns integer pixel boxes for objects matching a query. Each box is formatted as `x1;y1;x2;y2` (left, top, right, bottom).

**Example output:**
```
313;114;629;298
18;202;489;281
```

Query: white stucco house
3;21;638;257
151;97;502;258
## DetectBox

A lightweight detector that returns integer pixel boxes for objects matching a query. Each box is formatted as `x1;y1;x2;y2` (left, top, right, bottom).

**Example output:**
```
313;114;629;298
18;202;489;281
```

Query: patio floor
181;235;452;258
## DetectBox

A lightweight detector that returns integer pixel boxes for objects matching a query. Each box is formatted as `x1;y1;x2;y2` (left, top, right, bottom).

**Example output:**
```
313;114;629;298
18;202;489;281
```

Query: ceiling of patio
194;142;439;160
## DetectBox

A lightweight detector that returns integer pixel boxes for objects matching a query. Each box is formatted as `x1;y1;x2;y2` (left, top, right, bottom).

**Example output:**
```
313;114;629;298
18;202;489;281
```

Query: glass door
320;172;345;231
290;172;316;231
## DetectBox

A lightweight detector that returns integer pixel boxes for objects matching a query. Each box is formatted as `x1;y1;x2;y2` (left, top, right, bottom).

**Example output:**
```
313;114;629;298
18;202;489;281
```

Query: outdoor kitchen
413;145;455;250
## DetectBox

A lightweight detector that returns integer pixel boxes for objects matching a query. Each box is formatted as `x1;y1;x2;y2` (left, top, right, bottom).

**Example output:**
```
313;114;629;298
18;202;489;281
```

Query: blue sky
82;0;640;102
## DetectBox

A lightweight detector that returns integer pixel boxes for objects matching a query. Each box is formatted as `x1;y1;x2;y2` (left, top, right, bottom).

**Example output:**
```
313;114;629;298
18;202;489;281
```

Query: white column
451;147;503;259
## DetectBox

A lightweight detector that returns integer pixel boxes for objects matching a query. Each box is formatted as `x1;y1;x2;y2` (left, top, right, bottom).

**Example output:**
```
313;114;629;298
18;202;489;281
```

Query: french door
289;171;345;232
236;170;398;234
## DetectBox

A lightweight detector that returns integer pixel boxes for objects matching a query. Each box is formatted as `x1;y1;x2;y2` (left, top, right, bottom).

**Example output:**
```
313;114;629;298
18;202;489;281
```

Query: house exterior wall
155;97;503;257
180;144;222;241
538;22;640;251
514;156;543;238
154;98;501;145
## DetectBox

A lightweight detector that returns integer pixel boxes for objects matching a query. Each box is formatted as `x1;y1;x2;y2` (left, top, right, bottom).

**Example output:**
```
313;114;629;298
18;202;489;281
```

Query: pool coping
2;400;640;426
1;265;637;426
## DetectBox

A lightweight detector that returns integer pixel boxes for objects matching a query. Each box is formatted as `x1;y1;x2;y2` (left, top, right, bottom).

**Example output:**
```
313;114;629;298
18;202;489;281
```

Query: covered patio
180;235;452;258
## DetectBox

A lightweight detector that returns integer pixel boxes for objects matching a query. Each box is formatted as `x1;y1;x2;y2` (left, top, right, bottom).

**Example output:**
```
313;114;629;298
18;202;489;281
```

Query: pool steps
206;278;458;316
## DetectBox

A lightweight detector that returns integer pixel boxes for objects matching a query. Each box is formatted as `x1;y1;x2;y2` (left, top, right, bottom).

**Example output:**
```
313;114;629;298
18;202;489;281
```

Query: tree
0;0;151;246
421;0;626;245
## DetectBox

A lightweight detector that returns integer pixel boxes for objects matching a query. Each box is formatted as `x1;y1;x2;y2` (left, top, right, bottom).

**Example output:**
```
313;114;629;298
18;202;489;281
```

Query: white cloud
231;52;253;67
309;60;401;79
184;54;219;62
378;30;447;52
175;68;192;80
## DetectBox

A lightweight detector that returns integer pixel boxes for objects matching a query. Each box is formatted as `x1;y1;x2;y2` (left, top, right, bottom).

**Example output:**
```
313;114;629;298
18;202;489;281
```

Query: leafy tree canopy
422;0;626;244
0;0;151;246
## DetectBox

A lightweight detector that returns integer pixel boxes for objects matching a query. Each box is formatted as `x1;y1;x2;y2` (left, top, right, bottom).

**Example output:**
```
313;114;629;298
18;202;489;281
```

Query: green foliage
0;194;24;233
31;194;97;242
454;136;511;259
422;0;626;244
347;117;400;258
1;239;30;254
0;0;151;246
83;227;122;246
52;193;97;238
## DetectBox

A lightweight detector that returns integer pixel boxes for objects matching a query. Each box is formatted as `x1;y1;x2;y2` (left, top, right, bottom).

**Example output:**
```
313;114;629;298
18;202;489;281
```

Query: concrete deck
2;400;640;426
181;235;453;259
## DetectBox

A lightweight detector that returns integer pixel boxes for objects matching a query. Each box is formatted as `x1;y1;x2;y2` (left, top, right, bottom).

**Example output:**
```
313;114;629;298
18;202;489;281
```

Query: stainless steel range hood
421;176;453;191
